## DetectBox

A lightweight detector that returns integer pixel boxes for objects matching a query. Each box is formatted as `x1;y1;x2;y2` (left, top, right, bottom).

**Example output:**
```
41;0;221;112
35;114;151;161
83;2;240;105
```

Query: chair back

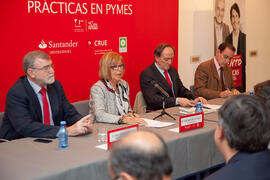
133;91;146;114
72;100;90;117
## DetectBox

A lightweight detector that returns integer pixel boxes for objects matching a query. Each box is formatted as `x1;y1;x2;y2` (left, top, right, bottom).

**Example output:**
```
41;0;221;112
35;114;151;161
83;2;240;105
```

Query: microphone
151;80;170;98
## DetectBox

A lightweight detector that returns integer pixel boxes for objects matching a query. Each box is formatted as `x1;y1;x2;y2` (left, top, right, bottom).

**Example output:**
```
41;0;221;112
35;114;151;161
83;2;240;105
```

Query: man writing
194;42;240;100
140;43;206;111
0;50;93;140
108;131;173;180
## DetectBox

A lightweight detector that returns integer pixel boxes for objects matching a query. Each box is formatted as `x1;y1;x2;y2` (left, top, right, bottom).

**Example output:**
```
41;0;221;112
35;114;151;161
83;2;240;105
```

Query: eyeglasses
31;64;55;72
161;56;174;62
221;54;233;61
111;64;125;71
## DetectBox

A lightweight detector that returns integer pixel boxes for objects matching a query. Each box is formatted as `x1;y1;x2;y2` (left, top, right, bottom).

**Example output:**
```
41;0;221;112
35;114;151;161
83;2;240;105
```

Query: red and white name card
107;124;139;149
179;112;204;132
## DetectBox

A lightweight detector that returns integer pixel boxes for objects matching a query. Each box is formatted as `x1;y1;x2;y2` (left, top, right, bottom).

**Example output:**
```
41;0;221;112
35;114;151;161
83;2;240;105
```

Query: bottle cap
60;121;66;125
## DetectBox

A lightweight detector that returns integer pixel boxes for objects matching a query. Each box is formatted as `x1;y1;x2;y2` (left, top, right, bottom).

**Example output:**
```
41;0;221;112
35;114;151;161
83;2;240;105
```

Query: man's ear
216;49;221;56
216;124;225;140
27;68;35;78
119;172;136;180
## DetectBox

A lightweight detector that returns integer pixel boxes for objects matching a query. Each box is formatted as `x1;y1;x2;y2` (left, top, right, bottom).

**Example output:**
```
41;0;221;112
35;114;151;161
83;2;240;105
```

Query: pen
202;105;211;109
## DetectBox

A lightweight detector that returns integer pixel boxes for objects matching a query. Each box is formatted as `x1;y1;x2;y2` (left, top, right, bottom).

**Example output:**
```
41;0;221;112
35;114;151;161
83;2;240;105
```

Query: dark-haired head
218;95;270;152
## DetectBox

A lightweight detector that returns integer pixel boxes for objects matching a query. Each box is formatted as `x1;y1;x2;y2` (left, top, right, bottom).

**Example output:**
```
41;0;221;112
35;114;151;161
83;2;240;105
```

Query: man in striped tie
140;43;206;111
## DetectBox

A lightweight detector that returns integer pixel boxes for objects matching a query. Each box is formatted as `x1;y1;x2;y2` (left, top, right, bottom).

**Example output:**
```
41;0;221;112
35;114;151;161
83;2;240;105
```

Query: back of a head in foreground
109;131;172;180
254;80;270;110
218;95;270;152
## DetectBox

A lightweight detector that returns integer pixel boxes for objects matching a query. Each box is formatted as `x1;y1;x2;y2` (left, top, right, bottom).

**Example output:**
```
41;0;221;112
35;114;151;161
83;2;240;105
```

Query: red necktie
164;71;172;88
40;88;51;125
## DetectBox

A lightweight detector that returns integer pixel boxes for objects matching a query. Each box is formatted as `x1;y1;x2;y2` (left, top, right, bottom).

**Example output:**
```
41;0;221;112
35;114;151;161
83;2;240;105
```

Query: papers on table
179;104;218;115
143;118;175;128
96;143;107;150
168;127;179;133
202;104;221;110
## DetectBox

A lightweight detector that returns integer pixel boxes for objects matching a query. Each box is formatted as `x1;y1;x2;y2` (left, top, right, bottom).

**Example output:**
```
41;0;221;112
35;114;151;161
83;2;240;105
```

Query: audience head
216;95;270;153
154;43;175;71
215;0;226;24
23;50;55;88
99;52;125;83
215;42;236;68
254;80;270;109
108;131;172;180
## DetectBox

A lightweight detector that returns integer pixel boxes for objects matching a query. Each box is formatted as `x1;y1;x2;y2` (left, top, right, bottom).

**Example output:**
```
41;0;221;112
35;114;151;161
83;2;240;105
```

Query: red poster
229;54;242;87
0;0;178;111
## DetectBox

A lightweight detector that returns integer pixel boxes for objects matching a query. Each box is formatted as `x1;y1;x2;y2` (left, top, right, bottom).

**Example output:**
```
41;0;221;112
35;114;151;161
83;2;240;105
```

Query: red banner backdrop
0;0;178;112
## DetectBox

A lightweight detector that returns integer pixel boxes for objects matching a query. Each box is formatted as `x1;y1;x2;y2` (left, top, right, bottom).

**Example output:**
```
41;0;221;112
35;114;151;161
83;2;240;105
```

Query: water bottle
195;102;203;113
57;121;68;148
249;91;254;95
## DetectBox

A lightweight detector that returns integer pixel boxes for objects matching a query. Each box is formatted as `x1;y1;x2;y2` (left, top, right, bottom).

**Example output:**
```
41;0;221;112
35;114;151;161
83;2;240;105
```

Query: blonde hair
99;52;124;80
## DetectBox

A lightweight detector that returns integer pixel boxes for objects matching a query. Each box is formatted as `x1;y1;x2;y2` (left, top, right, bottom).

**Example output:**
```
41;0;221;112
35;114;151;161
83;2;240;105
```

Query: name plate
107;124;139;149
179;112;204;132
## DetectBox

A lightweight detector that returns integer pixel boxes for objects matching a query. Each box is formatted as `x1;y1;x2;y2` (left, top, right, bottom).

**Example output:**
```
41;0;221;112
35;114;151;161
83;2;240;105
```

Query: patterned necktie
164;71;172;88
220;67;225;91
39;88;51;125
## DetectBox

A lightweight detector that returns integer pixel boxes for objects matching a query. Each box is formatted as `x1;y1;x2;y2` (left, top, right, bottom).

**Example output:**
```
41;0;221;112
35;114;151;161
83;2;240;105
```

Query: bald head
116;131;163;153
109;131;172;180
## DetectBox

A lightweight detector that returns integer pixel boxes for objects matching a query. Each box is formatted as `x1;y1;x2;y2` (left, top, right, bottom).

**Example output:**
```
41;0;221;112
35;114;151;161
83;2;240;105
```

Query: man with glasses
194;42;240;100
108;131;172;180
140;43;206;111
0;50;93;140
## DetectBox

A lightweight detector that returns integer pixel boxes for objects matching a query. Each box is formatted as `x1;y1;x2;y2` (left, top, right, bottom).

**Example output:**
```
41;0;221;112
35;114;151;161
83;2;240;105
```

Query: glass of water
98;126;107;143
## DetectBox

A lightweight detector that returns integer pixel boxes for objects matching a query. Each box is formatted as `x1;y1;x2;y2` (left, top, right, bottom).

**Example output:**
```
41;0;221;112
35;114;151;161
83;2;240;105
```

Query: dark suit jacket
226;31;246;92
205;150;270;180
140;63;194;111
0;76;82;140
194;59;234;100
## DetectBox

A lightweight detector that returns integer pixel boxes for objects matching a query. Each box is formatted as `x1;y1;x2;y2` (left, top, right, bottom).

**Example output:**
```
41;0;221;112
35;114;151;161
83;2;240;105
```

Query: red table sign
107;124;138;149
179;112;204;133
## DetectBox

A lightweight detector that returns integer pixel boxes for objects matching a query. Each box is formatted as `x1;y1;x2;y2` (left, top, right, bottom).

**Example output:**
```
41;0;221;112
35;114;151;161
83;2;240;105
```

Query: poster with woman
213;0;246;92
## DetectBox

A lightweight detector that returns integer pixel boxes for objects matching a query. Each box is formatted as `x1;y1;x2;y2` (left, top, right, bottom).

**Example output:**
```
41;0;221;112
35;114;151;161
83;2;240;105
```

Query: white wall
179;0;270;91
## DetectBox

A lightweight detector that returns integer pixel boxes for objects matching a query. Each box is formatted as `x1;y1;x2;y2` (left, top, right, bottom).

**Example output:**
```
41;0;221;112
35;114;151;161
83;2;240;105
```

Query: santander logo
38;39;79;49
39;40;48;49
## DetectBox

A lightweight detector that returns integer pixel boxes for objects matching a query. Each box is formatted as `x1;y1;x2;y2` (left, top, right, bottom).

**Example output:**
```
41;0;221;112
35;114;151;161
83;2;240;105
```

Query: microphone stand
153;96;176;120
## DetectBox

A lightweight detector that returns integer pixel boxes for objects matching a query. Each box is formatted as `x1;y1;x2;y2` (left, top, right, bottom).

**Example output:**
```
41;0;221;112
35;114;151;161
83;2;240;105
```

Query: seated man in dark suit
0;50;93;140
194;42;240;100
108;131;172;180
205;95;270;180
140;43;206;111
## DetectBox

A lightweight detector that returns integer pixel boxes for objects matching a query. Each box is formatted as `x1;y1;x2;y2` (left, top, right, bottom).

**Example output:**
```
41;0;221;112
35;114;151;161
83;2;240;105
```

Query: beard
36;74;55;86
46;75;55;85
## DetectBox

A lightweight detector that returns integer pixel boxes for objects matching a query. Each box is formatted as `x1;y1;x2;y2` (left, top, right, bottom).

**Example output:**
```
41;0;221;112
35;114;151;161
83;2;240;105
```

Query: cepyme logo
39;40;48;49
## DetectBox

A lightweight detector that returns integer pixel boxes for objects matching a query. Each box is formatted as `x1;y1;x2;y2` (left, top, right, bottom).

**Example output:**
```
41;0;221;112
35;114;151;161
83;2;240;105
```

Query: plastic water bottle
250;91;254;95
57;121;68;148
195;102;203;113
